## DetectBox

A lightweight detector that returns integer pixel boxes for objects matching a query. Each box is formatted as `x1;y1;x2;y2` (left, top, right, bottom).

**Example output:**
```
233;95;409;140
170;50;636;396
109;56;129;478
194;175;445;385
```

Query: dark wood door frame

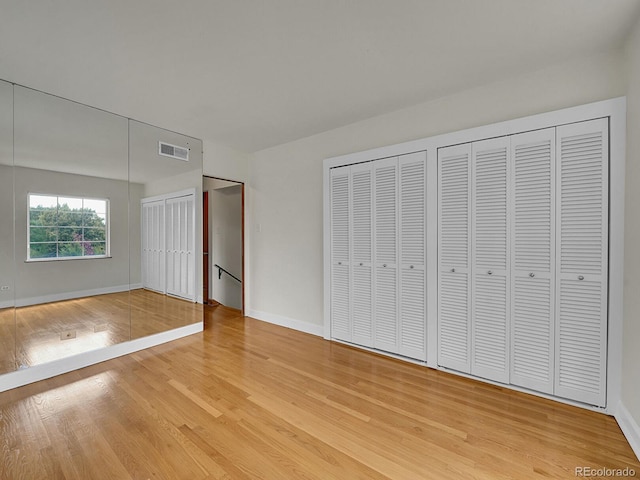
203;176;245;315
203;190;210;305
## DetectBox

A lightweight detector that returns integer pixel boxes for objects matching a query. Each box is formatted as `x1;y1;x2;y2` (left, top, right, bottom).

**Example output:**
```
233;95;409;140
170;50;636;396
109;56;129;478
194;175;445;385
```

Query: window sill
25;256;113;263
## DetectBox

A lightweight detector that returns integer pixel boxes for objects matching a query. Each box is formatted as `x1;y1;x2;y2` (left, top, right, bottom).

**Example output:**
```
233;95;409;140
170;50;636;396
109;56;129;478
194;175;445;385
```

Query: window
28;194;109;261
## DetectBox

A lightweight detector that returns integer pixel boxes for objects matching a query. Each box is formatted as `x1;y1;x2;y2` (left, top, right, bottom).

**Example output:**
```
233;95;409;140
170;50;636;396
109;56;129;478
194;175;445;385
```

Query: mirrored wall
0;81;203;375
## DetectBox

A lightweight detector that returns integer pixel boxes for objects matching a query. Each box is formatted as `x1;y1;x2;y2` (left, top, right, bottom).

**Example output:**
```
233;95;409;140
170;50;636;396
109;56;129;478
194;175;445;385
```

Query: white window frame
26;192;111;262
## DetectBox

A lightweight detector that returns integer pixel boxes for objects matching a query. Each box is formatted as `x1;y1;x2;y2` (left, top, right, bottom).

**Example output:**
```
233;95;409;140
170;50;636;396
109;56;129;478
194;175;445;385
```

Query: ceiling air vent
159;141;189;161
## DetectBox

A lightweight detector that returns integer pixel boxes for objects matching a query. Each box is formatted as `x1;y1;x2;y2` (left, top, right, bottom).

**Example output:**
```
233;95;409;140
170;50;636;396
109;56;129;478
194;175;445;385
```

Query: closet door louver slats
374;158;399;352
165;195;195;301
142;200;166;294
471;138;509;383
555;119;608;407
351;163;374;347
398;152;427;359
330;167;351;341
510;129;555;394
438;144;471;373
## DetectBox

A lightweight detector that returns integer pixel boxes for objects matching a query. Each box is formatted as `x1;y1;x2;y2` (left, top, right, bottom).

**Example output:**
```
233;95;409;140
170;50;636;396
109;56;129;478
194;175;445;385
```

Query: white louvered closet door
330;166;351;342
510;129;555;394
398;152;427;360
471;138;510;383
351;162;374;347
142;200;166;294
555;119;609;407
166;194;196;301
438;144;471;373
373;157;399;353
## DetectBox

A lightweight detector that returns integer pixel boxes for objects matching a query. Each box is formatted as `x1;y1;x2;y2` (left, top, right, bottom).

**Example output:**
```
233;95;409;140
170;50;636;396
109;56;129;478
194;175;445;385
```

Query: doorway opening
203;176;244;314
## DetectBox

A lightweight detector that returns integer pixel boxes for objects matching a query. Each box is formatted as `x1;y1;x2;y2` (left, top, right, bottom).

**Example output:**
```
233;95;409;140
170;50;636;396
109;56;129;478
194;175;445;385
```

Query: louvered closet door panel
471;137;509;383
398;152;427;360
438;144;471;373
166;195;195;301
555;119;608;407
351;163;373;347
374;157;398;353
510;129;555;393
142;200;165;294
330;166;351;341
165;200;178;296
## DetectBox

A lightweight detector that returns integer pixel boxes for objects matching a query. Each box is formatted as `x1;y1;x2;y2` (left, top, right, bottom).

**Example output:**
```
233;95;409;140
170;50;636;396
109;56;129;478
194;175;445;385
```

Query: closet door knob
451;268;455;273
410;265;414;269
383;264;387;268
359;262;363;266
529;273;535;278
487;270;493;275
338;261;342;265
578;275;584;281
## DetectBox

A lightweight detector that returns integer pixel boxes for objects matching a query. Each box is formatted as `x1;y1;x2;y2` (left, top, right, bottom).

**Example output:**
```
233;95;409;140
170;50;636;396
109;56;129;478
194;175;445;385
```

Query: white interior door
398;151;427;360
141;199;165;294
555;118;609;407
373;157;399;353
166;194;196;301
471;137;510;383
330;166;351;342
510;128;556;394
437;143;471;373
351;162;374;347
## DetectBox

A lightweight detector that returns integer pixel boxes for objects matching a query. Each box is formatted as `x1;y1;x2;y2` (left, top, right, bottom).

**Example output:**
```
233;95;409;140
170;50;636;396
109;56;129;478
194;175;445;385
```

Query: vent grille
159;142;189;161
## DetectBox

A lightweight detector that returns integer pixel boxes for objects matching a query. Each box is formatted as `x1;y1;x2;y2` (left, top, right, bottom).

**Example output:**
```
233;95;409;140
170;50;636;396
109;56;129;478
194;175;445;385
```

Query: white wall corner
615;402;640;461
247;309;324;337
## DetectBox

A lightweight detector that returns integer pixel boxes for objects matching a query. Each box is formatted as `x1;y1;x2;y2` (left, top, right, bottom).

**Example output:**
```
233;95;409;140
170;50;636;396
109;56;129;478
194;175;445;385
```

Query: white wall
622;16;640;447
207;183;242;310
247;50;626;329
203;139;249;183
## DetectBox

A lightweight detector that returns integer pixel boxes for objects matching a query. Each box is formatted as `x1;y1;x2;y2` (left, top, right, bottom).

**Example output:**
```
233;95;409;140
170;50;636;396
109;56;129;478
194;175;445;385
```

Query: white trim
141;188;196;205
0;322;203;393
323;162;332;340
615;403;640;461
248;309;324;337
14;283;138;308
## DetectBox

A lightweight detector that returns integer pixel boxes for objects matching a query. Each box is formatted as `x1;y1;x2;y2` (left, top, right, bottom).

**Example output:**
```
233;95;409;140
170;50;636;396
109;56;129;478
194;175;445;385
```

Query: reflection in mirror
129;120;203;339
0;80;15;374
13;86;130;367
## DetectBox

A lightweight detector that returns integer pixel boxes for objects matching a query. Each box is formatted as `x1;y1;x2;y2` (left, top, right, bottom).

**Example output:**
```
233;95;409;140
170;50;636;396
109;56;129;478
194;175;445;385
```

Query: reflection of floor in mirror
130;288;202;339
14;289;202;367
0;307;16;375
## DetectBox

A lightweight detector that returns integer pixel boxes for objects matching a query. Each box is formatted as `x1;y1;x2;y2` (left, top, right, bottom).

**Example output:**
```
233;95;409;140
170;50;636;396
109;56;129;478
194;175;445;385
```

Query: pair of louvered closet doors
438;118;609;406
142;192;196;302
330;151;427;360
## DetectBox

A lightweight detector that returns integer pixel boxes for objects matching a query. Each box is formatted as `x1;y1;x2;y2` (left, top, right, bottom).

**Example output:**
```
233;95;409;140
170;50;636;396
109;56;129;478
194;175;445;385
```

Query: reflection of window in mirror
27;193;110;261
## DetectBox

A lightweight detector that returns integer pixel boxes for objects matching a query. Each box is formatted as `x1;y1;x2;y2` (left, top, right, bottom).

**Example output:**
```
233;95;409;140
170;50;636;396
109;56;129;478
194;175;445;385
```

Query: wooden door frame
203;176;245;315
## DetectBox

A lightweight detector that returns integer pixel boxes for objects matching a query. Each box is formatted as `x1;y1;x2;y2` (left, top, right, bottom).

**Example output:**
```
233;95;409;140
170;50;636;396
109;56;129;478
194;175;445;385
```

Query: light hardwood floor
1;305;638;479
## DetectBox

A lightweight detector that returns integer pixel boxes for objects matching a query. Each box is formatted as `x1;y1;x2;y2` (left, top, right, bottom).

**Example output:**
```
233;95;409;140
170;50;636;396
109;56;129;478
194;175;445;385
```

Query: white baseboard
0;322;203;393
15;284;136;308
247;309;324;337
616;402;640;461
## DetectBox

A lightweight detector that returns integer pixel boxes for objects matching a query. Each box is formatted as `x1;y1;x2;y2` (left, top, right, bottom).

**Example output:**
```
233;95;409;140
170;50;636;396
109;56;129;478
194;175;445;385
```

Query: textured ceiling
1;0;639;153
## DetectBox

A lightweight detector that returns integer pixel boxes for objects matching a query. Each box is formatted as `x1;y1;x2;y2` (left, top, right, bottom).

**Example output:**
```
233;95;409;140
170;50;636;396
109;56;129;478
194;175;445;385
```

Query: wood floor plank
0;304;638;479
